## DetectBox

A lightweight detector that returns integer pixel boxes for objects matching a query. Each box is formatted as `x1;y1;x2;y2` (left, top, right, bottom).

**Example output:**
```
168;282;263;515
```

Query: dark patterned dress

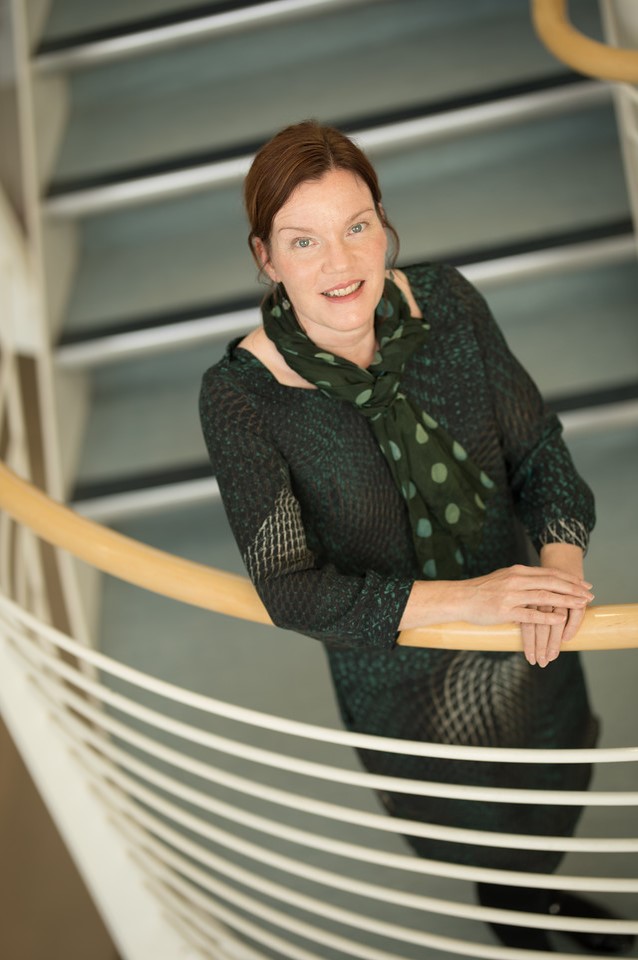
199;263;598;872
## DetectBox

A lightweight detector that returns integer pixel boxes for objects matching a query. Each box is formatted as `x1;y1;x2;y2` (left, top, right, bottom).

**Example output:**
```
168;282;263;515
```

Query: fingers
520;603;589;668
510;564;591;590
508;566;593;614
496;565;592;614
561;605;587;644
520;607;558;667
533;606;552;666
520;622;537;666
512;569;592;601
513;606;569;626
518;589;591;610
543;606;565;665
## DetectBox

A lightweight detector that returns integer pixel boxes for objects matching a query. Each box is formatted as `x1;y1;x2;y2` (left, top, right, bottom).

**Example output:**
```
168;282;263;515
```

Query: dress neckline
231;341;320;394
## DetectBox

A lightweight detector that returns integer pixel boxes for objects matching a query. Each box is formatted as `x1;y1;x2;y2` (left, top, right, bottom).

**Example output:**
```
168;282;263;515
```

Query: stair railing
1;460;636;652
1;457;638;960
532;0;638;83
532;0;638;250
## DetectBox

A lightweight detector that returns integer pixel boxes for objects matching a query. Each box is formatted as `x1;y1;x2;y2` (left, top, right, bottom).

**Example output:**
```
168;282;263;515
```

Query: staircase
34;0;634;512
21;0;638;956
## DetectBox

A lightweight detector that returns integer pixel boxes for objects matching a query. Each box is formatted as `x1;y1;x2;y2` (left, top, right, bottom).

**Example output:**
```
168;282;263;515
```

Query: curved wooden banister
1;461;637;650
0;462;271;625
532;0;638;83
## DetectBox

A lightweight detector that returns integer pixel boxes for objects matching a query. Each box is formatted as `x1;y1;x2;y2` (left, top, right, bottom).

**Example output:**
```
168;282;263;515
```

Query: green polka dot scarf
262;279;495;578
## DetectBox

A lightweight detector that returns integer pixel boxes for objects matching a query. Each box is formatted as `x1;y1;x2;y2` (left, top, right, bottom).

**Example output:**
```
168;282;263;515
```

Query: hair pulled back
244;120;399;273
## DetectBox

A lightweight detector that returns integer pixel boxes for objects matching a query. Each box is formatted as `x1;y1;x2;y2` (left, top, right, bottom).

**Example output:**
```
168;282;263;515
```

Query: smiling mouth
322;281;363;298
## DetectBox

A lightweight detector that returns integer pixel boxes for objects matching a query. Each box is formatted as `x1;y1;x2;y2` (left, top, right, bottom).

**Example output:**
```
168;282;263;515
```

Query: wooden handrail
0;462;271;625
532;0;638;83
1;461;636;650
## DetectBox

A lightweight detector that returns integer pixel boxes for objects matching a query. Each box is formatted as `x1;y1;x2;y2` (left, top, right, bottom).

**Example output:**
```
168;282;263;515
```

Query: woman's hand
520;544;591;667
399;560;593;639
457;563;592;629
520;605;587;667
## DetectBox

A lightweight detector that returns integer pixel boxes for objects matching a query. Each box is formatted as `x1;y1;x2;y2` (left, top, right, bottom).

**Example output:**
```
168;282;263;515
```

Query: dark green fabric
263;278;495;578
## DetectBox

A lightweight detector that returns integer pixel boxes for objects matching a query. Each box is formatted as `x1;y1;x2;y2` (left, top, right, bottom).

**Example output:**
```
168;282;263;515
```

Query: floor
0;715;120;960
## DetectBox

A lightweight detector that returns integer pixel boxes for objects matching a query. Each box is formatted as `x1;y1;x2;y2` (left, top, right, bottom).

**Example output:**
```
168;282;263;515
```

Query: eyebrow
277;207;375;234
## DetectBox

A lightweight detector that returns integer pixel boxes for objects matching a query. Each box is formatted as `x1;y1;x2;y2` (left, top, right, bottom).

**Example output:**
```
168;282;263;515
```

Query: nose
321;237;352;274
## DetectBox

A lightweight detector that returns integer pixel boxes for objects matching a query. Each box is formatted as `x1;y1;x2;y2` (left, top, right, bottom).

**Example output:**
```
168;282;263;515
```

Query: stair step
371;102;627;263
58;100;630;342
43;0;603;193
36;0;373;71
482;259;638;397
75;338;224;492
70;257;638;505
55;230;635;369
38;0;230;49
44;78;607;218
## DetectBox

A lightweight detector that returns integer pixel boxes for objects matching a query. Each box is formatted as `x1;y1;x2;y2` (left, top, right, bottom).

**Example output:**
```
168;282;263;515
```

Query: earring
384;248;395;280
377;295;394;319
277;283;291;311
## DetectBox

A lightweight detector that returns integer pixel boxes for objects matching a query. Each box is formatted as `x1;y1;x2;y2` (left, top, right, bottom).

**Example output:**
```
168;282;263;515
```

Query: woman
199;121;631;953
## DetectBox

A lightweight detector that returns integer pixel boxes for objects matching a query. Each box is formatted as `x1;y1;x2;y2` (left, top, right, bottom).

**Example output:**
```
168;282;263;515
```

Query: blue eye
295;238;311;248
351;223;364;234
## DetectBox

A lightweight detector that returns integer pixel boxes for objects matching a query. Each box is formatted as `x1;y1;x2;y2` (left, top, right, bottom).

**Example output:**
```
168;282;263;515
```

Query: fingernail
538;657;547;667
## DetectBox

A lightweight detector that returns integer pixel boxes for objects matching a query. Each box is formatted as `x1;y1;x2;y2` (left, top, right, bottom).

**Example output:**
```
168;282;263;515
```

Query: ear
252;237;279;283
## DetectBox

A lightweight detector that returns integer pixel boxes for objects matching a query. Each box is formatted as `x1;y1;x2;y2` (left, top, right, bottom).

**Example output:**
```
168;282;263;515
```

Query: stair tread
73;259;638;489
484;261;638;400
49;0;602;186
39;0;232;46
62;103;629;338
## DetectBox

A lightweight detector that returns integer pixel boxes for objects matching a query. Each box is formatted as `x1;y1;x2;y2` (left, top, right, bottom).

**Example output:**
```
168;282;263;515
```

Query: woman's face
256;168;388;346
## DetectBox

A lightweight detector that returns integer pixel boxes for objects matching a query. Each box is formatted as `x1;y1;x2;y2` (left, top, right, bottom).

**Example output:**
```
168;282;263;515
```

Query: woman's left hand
520;543;592;667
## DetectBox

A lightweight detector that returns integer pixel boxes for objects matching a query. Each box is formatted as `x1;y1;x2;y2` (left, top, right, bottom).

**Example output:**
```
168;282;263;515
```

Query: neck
302;321;378;369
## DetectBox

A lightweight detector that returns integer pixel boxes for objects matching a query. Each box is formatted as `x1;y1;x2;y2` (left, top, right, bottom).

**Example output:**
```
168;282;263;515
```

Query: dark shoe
485;919;553;951
548;891;635;955
477;881;553;951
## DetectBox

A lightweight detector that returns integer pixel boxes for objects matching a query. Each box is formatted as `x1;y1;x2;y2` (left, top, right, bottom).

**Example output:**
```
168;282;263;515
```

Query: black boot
477;882;553;951
547;892;635;955
477;883;635;955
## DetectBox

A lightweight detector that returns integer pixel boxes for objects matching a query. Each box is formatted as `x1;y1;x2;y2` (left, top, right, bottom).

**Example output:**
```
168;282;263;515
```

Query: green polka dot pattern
431;463;448;484
445;503;460;524
262;279;496;578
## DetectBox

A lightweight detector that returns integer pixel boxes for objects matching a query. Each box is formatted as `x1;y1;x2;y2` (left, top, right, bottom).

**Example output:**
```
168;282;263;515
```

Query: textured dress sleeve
442;265;595;553
199;367;413;648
